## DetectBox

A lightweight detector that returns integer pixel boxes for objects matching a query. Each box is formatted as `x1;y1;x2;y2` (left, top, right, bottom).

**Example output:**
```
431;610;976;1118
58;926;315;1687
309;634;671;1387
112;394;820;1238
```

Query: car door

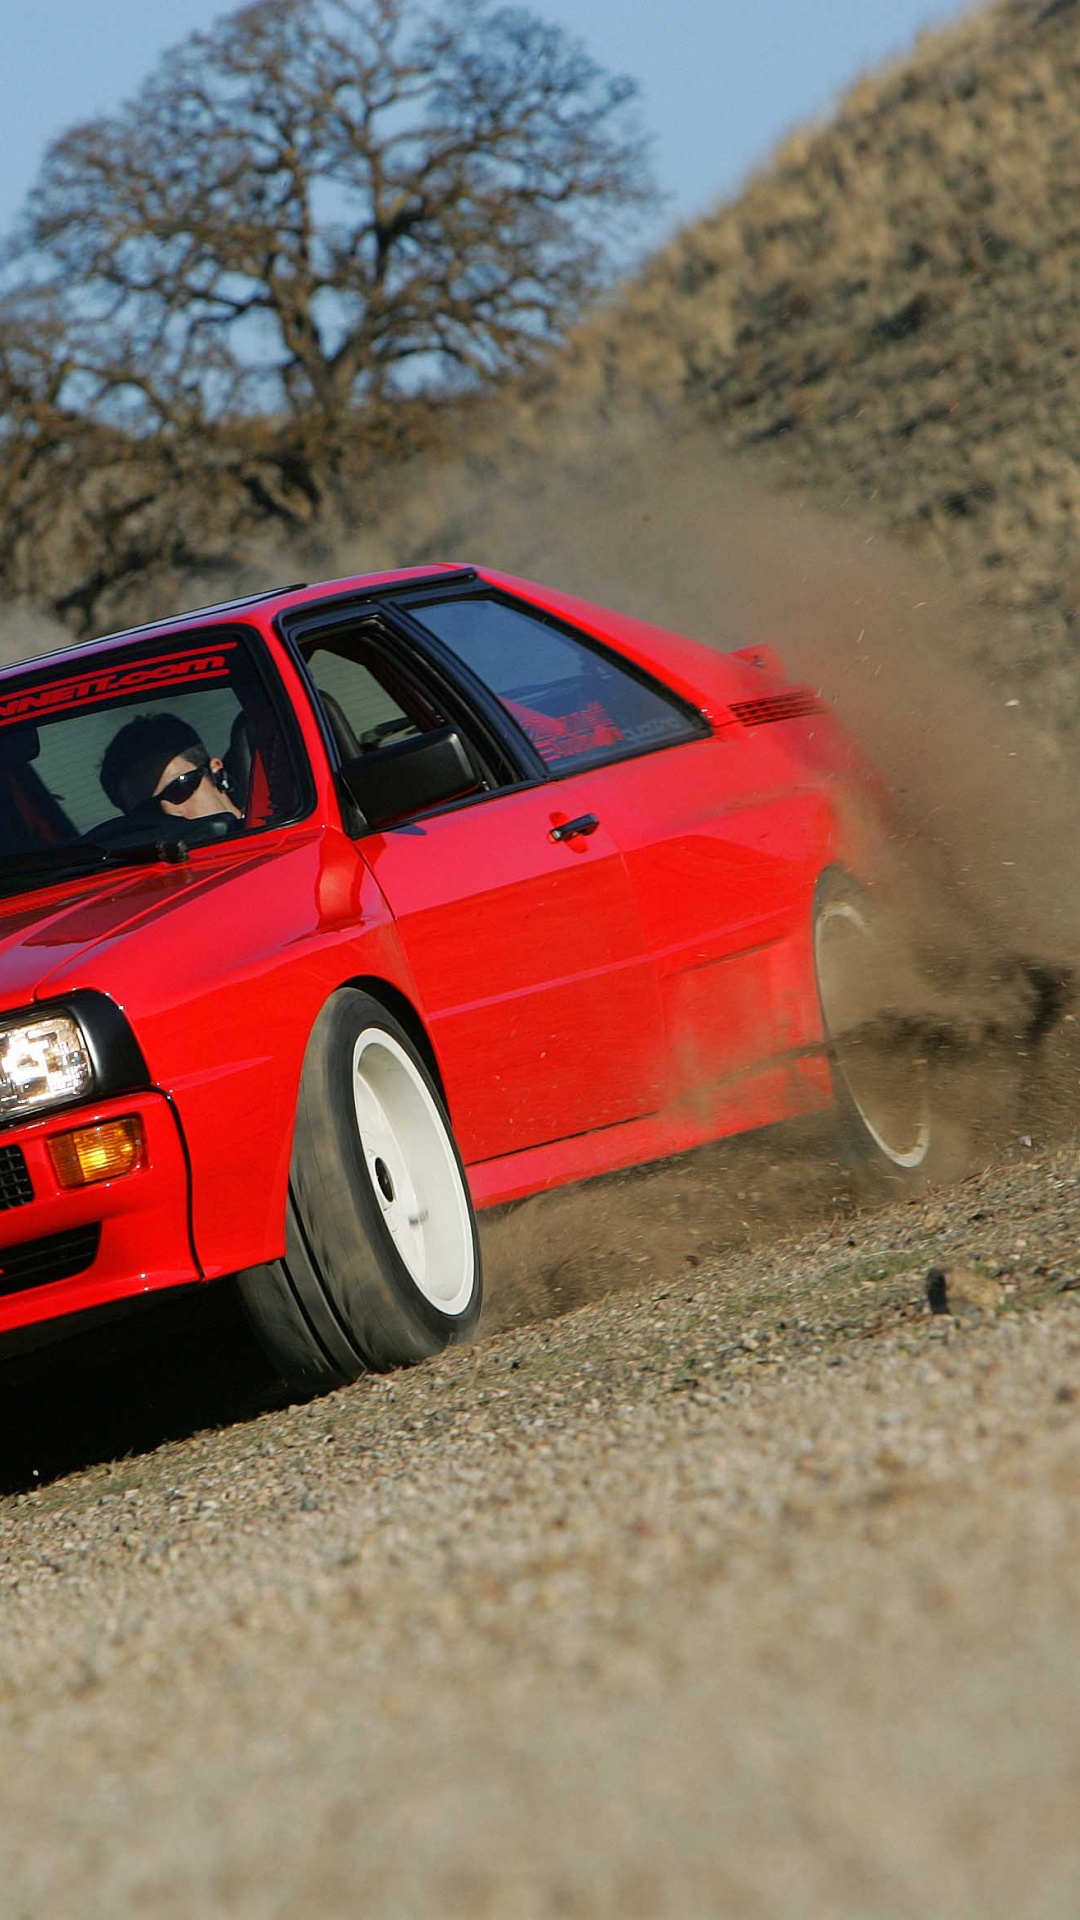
297;620;665;1167
584;738;828;1099
400;588;818;1112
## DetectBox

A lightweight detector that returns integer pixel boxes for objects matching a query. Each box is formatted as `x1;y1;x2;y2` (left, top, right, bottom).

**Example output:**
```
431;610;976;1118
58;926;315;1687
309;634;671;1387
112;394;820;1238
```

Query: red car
0;565;929;1390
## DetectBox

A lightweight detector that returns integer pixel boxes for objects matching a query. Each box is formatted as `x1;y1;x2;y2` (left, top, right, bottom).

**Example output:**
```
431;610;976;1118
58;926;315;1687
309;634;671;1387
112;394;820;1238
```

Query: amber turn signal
48;1116;145;1188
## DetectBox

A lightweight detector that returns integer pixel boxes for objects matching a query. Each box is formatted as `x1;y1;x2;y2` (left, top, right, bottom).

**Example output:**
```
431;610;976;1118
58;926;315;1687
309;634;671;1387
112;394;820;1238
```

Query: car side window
406;595;702;772
304;642;427;759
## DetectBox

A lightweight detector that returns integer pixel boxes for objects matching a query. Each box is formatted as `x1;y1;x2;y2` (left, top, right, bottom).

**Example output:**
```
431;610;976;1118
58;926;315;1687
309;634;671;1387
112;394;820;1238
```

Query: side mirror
338;726;481;831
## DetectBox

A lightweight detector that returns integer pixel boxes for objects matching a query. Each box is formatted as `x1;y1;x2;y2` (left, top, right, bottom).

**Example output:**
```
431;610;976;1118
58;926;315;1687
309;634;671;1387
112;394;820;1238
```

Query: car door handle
549;813;601;843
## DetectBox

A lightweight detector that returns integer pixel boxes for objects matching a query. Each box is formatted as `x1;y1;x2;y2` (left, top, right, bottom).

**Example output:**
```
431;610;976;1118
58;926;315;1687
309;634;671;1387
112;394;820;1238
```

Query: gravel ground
3;1123;1080;1917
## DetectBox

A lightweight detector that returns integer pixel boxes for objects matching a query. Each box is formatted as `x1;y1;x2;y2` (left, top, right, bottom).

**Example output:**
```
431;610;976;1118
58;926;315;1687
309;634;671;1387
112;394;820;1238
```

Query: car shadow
0;1282;287;1494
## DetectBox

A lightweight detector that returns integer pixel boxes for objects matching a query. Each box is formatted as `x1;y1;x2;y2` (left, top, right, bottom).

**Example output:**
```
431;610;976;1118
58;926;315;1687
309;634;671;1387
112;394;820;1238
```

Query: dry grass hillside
8;0;1080;758
363;0;1080;742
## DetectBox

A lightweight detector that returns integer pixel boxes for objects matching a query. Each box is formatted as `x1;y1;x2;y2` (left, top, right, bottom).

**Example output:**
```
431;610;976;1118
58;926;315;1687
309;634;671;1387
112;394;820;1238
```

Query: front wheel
237;990;482;1393
814;874;942;1193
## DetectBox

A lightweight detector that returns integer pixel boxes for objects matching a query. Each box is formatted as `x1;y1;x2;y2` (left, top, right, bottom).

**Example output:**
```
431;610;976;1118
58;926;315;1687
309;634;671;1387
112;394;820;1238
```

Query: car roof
0;565;472;681
0;563;756;724
0;560;791;741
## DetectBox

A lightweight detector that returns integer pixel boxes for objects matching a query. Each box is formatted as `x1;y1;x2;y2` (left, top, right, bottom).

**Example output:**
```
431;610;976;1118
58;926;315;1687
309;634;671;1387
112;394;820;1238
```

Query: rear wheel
237;989;481;1392
814;874;938;1192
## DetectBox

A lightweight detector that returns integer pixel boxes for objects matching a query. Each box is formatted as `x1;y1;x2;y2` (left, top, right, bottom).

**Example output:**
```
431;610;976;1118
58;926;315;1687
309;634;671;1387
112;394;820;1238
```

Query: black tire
236;989;482;1392
813;870;949;1195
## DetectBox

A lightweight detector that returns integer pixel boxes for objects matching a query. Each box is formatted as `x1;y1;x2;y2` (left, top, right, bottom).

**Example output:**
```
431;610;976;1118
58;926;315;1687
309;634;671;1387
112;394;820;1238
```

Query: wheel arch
334;974;447;1106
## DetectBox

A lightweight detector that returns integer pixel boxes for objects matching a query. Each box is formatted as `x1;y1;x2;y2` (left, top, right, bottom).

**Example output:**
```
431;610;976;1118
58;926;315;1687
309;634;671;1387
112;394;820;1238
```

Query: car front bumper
0;1091;198;1341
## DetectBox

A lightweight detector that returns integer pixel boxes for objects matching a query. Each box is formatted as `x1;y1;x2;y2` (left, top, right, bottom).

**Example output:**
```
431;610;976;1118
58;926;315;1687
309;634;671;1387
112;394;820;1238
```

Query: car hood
0;846;288;1012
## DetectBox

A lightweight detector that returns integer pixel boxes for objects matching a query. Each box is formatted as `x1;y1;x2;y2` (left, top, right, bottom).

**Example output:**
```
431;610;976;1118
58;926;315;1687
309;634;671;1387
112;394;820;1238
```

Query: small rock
926;1266;1003;1319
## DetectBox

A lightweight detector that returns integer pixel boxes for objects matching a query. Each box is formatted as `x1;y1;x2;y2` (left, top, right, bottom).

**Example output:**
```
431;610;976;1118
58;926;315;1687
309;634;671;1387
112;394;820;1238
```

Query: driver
100;712;243;824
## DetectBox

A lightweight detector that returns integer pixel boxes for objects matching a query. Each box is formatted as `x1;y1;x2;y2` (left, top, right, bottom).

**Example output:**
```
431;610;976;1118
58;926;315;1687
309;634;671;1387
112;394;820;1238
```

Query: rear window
407;595;703;771
0;626;307;872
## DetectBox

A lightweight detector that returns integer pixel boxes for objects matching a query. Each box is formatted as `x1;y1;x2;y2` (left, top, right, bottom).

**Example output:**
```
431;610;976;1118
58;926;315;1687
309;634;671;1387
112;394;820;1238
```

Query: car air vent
0;1223;101;1296
729;688;826;727
0;1144;33;1211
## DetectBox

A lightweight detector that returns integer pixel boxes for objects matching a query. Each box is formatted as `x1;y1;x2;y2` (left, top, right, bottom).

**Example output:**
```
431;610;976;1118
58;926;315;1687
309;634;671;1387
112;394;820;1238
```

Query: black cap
100;712;204;813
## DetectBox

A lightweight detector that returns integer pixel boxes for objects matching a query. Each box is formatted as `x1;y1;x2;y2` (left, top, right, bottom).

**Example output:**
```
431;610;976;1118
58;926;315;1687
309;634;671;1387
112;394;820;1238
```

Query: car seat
223;710;291;828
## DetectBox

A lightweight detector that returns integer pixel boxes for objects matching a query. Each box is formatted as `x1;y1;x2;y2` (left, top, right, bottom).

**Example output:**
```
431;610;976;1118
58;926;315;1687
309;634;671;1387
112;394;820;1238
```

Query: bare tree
11;0;654;504
0;295;116;608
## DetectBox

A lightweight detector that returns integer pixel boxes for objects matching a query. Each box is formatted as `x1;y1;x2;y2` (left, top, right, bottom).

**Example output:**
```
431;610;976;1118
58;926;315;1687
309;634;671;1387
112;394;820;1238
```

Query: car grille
0;1144;33;1212
729;688;826;727
0;1224;101;1297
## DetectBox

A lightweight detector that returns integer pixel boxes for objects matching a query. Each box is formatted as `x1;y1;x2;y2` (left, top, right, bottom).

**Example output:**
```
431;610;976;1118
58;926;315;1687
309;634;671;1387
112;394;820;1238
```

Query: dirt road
2;1128;1080;1918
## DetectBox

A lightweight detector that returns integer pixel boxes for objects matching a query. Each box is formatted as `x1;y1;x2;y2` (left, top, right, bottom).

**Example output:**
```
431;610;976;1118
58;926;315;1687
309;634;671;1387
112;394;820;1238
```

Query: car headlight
0;1014;93;1119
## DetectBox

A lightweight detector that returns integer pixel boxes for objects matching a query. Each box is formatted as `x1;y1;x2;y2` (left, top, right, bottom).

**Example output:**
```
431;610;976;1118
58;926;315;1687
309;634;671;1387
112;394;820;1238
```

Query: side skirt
466;1051;833;1209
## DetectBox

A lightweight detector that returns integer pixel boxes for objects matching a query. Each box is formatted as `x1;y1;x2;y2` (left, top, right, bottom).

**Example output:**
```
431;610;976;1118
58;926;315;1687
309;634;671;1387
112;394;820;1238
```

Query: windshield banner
0;642;238;729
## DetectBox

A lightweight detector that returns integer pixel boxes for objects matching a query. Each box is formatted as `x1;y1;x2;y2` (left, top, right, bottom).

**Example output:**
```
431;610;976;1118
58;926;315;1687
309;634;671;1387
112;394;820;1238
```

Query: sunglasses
155;758;210;808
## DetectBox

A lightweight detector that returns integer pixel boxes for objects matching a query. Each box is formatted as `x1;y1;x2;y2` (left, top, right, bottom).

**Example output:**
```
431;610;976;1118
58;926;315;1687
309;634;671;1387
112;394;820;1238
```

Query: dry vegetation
7;0;1080;738
0;0;652;638
498;0;1080;735
341;0;1080;744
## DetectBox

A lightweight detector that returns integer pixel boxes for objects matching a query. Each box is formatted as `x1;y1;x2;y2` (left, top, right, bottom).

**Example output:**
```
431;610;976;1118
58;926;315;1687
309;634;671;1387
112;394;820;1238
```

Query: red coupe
0;566;929;1389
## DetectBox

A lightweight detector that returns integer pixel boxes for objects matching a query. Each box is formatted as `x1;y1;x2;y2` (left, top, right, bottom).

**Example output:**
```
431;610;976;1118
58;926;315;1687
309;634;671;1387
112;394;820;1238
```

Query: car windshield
0;625;306;894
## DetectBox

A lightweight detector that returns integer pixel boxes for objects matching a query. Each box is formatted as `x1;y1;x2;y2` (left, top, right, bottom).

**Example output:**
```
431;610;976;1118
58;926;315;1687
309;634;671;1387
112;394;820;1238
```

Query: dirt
2;1091;1080;1916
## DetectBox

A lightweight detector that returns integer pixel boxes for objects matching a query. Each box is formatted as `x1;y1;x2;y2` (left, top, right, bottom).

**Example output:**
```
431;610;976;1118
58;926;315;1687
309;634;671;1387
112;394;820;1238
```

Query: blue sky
4;0;973;244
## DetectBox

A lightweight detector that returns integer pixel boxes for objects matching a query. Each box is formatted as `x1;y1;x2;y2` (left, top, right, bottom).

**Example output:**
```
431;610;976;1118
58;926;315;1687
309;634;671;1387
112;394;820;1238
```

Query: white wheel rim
350;1028;475;1315
815;899;932;1171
